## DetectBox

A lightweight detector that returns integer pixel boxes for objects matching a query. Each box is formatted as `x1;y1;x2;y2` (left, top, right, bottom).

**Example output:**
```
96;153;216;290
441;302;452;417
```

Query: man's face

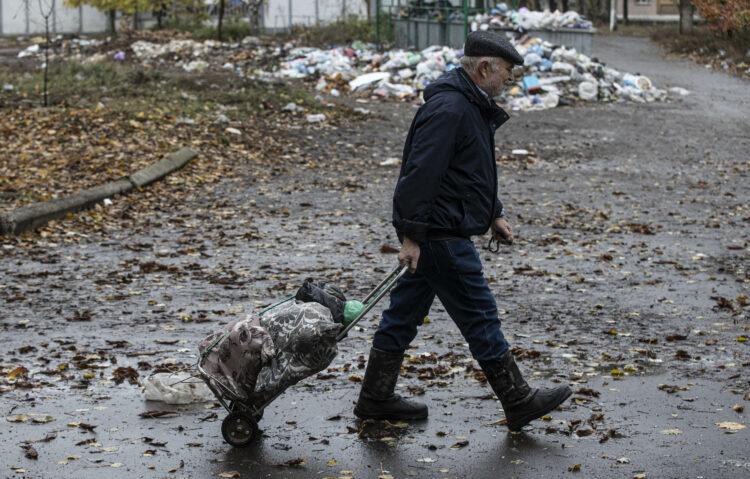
478;57;515;98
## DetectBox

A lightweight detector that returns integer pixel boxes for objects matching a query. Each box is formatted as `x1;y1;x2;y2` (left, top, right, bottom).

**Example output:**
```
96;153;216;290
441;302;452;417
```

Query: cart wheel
253;408;264;422
221;412;258;447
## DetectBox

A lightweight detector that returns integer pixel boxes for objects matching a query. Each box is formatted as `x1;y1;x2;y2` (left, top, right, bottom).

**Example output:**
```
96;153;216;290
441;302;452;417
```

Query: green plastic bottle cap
343;300;365;325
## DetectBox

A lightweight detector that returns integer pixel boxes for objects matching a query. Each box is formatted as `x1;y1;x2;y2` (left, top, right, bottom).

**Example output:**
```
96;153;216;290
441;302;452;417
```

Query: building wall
0;0;108;36
1;0;471;37
263;0;369;30
617;0;680;17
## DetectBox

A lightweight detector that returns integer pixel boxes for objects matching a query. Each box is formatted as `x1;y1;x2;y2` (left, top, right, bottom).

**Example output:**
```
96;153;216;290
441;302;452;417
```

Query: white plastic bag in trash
143;372;215;404
349;71;390;90
578;81;598;101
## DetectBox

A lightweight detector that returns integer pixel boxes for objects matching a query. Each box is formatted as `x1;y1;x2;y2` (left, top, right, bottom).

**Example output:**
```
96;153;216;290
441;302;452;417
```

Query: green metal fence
376;0;594;54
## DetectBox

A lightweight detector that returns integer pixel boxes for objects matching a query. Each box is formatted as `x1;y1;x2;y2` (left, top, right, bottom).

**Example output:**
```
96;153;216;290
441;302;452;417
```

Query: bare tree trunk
549;0;558;11
38;0;54;107
562;0;569;11
623;0;628;24
218;0;225;41
249;0;264;33
43;15;49;107
679;0;693;34
108;9;116;34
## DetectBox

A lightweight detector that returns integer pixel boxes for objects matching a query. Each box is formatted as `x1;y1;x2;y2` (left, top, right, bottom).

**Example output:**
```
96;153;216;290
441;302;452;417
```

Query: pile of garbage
472;5;593;31
275;35;675;111
13;30;684;112
276;40;460;99
397;3;592;31
505;36;669;110
17;36;104;59
130;39;219;60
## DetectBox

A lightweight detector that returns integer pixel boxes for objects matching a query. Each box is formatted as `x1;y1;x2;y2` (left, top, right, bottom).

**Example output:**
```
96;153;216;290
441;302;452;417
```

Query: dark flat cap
464;30;524;65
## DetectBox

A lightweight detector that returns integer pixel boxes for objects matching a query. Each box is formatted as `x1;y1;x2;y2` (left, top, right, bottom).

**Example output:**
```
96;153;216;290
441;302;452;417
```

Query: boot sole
353;407;428;421
507;388;573;432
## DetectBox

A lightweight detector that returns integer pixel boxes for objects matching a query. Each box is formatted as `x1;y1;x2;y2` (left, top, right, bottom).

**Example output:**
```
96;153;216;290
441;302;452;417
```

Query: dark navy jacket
392;67;509;243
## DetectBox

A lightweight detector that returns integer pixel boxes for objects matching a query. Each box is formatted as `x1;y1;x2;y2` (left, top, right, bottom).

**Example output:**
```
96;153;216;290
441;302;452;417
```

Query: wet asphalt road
1;35;749;478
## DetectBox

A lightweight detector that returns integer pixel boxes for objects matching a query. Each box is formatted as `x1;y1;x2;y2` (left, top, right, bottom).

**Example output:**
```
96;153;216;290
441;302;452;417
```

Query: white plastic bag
143;372;215;405
578;81;598;101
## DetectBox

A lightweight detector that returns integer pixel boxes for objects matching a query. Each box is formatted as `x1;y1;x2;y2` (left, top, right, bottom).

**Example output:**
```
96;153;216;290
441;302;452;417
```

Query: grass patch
157;17;257;42
0;60;320;118
652;25;750;56
286;15;394;48
651;25;750;79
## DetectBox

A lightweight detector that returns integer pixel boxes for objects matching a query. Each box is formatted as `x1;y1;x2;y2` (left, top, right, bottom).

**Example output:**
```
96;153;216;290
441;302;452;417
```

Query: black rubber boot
354;347;428;420
480;350;571;432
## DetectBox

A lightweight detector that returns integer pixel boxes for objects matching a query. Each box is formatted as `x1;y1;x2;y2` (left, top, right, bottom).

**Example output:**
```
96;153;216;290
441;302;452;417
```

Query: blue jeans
372;238;510;362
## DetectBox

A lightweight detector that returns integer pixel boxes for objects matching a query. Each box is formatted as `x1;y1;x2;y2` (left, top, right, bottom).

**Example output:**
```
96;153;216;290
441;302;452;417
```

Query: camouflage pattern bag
198;314;275;401
199;301;341;404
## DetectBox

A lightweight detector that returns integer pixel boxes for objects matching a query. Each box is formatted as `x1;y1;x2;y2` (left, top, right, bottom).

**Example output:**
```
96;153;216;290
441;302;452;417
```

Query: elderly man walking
354;31;572;431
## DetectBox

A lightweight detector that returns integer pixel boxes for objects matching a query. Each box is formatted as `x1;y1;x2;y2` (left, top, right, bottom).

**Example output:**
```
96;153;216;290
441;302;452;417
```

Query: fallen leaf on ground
7;366;28;380
139;410;179;419
6;414;29;423
281;458;305;467
716;422;745;432
218;472;240;478
21;444;38;460
168;460;185;473
112;366;139;385
31;415;55;423
657;384;689;394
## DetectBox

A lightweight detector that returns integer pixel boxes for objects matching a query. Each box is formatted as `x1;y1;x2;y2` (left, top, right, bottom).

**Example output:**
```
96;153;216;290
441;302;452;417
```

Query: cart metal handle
336;264;408;341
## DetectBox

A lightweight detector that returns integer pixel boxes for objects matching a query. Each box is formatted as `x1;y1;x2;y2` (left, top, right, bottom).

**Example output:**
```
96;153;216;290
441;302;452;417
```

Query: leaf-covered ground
0;54;352;211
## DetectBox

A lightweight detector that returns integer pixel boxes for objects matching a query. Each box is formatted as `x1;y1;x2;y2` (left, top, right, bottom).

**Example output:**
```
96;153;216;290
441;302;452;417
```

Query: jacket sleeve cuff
393;219;430;243
494;199;505;219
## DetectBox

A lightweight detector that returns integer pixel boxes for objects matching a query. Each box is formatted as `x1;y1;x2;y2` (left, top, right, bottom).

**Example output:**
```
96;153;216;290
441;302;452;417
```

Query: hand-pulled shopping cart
197;264;408;447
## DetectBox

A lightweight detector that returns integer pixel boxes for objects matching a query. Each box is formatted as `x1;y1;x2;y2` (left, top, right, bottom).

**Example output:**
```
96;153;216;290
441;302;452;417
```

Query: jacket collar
456;67;510;130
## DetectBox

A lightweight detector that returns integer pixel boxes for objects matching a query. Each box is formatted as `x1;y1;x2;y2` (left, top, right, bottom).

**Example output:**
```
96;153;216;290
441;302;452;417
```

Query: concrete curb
0;147;198;236
129;147;197;188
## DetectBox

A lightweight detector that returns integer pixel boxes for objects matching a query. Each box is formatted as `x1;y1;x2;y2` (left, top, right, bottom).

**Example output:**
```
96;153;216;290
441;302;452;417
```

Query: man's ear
479;60;489;78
